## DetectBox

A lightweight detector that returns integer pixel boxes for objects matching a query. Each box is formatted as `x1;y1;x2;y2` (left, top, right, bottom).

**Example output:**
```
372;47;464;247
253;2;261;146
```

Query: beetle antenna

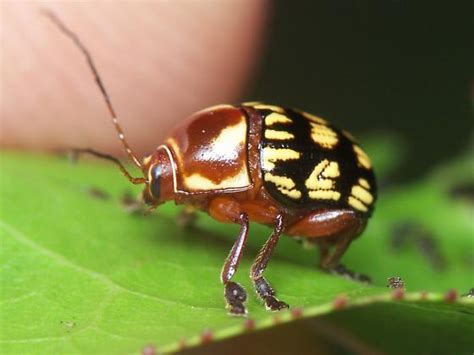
44;10;143;170
70;149;146;185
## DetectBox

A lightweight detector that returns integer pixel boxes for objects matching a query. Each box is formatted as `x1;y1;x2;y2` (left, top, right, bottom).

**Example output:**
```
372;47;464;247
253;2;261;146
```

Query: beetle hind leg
221;212;250;316
319;238;371;284
250;214;289;311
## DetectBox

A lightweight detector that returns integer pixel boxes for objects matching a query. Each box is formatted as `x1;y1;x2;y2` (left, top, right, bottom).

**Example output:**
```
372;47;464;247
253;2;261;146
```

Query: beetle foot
264;295;289;311
254;277;289;311
224;281;248;316
329;264;372;284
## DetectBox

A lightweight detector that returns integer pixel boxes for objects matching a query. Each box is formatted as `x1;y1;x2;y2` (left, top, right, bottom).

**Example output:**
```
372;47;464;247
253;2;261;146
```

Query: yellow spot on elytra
305;159;341;201
262;147;301;170
309;122;339;149
358;178;370;189
309;190;341;200
348;196;368;212
264;173;295;189
301;111;327;124
351;185;373;205
281;189;302;199
254;104;284;113
264;173;301;199
347;179;373;212
305;160;339;189
353;145;371;169
265;113;292;126
322;161;340;178
265;129;295;140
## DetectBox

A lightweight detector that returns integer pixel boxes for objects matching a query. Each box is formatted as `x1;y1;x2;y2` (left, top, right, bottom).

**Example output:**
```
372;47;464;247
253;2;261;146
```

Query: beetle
47;12;376;316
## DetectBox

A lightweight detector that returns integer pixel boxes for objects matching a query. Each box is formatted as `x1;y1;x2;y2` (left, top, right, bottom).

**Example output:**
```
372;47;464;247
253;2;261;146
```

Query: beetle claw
264;296;289;311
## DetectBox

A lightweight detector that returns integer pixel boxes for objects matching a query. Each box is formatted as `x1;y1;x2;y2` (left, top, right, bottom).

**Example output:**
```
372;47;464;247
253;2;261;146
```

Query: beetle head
141;148;175;206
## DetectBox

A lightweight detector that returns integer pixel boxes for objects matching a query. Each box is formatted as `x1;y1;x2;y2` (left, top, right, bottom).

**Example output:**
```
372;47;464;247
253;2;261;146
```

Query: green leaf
0;151;472;354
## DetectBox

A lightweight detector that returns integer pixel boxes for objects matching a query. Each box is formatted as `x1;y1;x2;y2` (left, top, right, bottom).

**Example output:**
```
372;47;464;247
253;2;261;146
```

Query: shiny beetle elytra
48;12;377;316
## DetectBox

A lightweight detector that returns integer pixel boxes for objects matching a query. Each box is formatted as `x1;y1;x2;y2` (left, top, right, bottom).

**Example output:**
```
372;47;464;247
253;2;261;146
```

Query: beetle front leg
221;212;250;316
250;214;289;311
177;205;198;229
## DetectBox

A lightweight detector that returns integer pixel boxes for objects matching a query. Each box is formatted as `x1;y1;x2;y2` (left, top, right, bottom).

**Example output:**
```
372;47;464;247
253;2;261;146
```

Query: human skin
0;1;268;157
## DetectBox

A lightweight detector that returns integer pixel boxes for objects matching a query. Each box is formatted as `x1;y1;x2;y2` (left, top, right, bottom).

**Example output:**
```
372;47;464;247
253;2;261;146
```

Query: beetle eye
149;165;162;199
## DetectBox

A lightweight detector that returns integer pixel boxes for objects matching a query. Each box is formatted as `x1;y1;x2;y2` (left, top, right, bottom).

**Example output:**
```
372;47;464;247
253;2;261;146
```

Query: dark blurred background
246;1;472;181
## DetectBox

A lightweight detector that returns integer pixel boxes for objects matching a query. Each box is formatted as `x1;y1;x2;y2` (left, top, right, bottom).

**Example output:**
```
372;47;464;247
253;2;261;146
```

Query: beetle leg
177;206;198;229
318;237;351;269
319;238;371;283
221;212;250;316
250;214;289;311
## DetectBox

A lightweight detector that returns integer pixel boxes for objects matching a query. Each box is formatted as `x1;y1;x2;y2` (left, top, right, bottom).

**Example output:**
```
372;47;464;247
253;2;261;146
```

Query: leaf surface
0;151;472;354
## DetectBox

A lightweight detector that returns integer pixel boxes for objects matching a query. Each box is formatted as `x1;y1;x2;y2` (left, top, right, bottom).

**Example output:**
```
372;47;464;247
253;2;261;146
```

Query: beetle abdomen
242;103;377;216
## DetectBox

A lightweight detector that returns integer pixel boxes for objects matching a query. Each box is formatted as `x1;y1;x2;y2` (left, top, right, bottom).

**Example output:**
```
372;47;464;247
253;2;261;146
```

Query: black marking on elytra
255;106;376;216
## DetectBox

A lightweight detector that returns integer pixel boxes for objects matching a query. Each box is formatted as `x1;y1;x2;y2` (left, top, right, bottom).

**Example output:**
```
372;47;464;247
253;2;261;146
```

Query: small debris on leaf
387;276;405;289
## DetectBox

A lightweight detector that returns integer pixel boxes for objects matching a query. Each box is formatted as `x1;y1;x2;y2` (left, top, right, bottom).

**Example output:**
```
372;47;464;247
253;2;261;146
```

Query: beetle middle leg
250;214;289;311
221;212;250;316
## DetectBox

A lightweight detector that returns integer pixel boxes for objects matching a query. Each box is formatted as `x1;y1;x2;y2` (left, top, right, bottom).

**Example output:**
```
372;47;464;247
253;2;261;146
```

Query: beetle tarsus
254;277;289;311
264;295;289;311
328;263;372;284
224;281;248;316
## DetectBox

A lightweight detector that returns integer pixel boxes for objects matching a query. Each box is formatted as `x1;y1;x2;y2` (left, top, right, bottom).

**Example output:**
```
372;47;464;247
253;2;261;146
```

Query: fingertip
1;1;269;156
